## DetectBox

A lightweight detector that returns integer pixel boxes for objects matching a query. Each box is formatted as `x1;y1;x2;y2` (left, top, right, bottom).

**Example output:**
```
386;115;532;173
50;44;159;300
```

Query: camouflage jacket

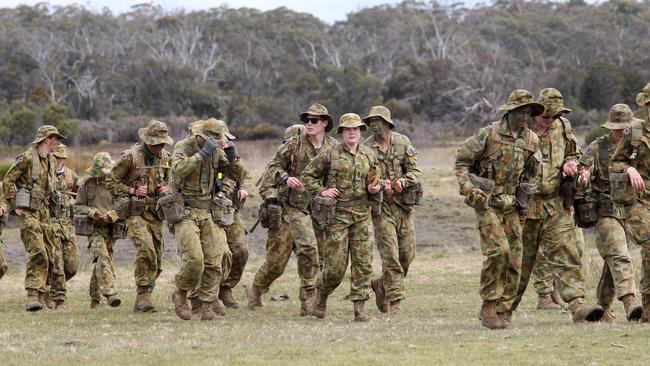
2;146;58;211
610;117;650;201
55;165;79;219
579;133;616;195
219;158;251;211
455;117;541;211
259;133;337;201
106;143;171;197
74;176;114;217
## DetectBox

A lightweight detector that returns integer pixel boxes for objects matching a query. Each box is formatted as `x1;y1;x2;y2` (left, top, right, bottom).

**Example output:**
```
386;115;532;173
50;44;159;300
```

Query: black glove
224;141;237;161
199;138;219;159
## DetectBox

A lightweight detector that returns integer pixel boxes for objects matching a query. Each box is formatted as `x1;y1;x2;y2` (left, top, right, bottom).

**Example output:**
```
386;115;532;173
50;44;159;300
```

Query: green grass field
1;143;650;365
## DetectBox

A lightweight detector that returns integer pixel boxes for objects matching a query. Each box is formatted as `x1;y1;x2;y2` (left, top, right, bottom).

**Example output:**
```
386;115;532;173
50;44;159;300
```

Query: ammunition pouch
156;192;185;225
515;182;538;210
370;190;383;216
597;195;617;218
129;196;147;217
400;182;423;206
560;177;577;210
287;189;311;211
573;193;598;229
311;196;337;229
212;194;234;227
610;172;636;205
15;187;32;210
49;191;65;218
30;186;46;211
73;214;94;236
110;220;128;239
113;196;131;220
259;202;282;229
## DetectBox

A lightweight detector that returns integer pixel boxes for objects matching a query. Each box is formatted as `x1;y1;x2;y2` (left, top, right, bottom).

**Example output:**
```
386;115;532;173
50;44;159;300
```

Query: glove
199;138;219;159
224;141;237;161
464;188;489;209
106;210;120;223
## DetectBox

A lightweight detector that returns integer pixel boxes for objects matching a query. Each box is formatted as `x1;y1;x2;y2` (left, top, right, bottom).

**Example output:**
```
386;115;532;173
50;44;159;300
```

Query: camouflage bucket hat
52;143;68;159
537;88;572;117
497;89;545;116
138;120;173;146
188;120;205;135
636;83;650;107
30;125;66;145
284;124;306;140
210;118;236;140
196;118;225;141
363;105;395;129
602;103;641;130
336;113;367;134
300;103;334;132
86;152;114;177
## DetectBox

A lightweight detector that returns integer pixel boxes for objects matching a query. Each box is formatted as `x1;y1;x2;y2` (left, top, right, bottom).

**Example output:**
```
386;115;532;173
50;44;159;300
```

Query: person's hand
393;179;403;193
15;208;24;216
466;187;489;209
0;207;5;217
578;167;592;184
134;185;148;197
238;189;248;201
627;167;645;191
286;177;304;190
320;188;340;198
199;137;219;159
563;160;578;176
157;185;169;194
368;184;381;194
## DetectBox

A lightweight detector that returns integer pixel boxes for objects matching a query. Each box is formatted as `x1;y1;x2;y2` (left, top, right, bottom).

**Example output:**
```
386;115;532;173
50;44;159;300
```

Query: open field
1;141;650;365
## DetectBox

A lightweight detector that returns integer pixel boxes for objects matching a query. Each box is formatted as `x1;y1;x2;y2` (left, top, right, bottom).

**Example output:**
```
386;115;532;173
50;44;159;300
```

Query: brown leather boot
601;306;616;323
353;301;371;322
312;291;328;319
26;290;43;312
371;278;388;313
107;295;121;308
172;288;191;320
551;286;568;309
39;291;53;310
201;301;218;321
134;286;156;313
219;287;240;309
300;289;316;316
641;296;650;323
479;300;504;330
621;294;643;321
537;294;562;310
54;300;68;310
389;300;401;315
569;297;603;322
212;300;226;316
90;300;101;309
190;297;202;315
498;311;512;328
246;285;263;310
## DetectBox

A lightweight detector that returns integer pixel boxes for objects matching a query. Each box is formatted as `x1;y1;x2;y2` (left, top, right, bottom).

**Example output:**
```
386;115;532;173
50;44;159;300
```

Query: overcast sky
0;0;488;23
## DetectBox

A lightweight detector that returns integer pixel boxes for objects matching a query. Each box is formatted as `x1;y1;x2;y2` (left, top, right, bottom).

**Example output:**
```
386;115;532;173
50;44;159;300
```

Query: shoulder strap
481;121;502;159
559;117;576;141
597;136;609;166
28;147;40;186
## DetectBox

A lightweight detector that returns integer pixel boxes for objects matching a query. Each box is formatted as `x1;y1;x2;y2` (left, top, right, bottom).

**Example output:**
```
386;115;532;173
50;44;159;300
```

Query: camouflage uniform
455;90;543;329
302;113;380;322
106;120;172;311
2;125;67;310
0;182;8;279
362;106;421;312
52;144;80;280
75;152;122;307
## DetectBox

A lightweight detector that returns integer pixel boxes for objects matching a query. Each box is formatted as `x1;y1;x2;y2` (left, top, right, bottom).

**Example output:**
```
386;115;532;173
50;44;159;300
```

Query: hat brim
300;112;334;132
336;123;367;134
362;114;395;129
498;102;545;116
602;117;643;130
139;129;173;145
31;132;67;145
225;132;236;140
637;93;650;107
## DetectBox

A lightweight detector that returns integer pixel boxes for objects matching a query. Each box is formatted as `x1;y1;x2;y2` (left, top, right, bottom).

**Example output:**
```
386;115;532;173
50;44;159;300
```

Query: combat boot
54;300;68;310
39;291;53;310
90;300;101;309
212;300;226;316
190;297;202;315
389;300;402;315
537;294;562;310
300;289;316;316
569;297;603;322
353;301;371;322
498;311;512;328
201;301;218;321
246;285;263;310
371;278;389;313
172;288;191;320
312;291;328;319
621;294;643;321
479;300;504;330
107;295;121;308
601;306;616;323
26;290;43;312
641;296;650;323
219;286;240;309
551;286;568;309
134;286;156;313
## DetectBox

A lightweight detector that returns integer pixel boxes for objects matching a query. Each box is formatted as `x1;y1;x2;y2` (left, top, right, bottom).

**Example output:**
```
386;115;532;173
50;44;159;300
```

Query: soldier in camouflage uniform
106;120;173;313
52;144;79;281
609;91;650;322
2;125;67;311
510;88;603;323
302;113;382;322
362;106;421;314
247;103;337;316
0;182;8;280
75;152;123;309
455;90;543;329
577;104;643;322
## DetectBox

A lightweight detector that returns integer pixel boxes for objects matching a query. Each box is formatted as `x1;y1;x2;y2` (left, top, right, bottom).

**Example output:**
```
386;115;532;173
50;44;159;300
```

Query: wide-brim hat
31;125;66;145
139;120;173;145
537;88;572;117
498;89;545;116
300;103;334;132
363;105;395;129
602;103;641;130
195;118;225;141
86;152;115;177
52;143;68;159
336;113;367;134
211;118;236;140
636;83;650;106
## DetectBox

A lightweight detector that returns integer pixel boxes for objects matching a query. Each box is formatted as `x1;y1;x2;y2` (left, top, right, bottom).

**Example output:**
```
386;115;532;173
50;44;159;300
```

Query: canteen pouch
369;190;383;216
266;203;282;229
311;196;337;229
212;194;234;227
400;182;423;206
515;182;538;210
29;186;45;211
113;196;131;220
110;220;128;239
73;214;94;236
288;188;311;210
156;192;185;225
130;196;147;217
15;187;31;210
573;194;598;228
610;172;636;205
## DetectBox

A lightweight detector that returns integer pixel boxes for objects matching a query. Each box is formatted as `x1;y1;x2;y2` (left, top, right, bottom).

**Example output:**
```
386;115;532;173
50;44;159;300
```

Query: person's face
43;136;61;152
303;115;326;136
508;106;532;131
146;143;165;155
341;127;361;145
612;129;624;142
534;113;556;130
368;117;389;138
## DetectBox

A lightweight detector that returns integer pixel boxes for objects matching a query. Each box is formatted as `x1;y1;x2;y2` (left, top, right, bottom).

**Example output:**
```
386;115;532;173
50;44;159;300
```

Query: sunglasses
304;118;322;124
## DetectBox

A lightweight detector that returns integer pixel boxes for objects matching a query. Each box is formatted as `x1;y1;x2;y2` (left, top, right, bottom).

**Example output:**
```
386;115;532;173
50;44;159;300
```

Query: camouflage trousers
475;207;522;313
319;207;373;301
512;198;585;311
592;217;637;306
253;206;319;301
20;208;66;301
313;220;326;272
89;226;118;301
126;210;164;290
174;208;229;303
532;227;585;295
221;211;248;290
56;218;79;280
0;239;7;280
372;200;416;302
621;202;650;302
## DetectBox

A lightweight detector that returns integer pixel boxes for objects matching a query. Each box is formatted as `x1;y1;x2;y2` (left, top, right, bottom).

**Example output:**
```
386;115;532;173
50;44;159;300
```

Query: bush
0;160;12;180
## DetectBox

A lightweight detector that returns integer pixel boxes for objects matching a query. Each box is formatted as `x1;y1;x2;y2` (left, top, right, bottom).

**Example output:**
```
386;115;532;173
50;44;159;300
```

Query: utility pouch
288;188;311;210
130;196;147;217
515;182;538;210
573;194;598;228
597;195;617;218
610;172;636;205
110;220;128;239
29;186;45;211
113;196;131;220
400;182;423;206
370;190;383;216
259;202;282;229
212;194;234;227
156;192;185;225
49;191;65;218
73;214;94;236
311;196;337;229
15;187;31;210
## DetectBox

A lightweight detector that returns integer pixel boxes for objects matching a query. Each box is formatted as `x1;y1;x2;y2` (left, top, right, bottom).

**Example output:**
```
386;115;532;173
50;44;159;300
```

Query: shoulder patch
16;156;24;163
121;152;129;160
585;146;592;154
623;127;631;136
